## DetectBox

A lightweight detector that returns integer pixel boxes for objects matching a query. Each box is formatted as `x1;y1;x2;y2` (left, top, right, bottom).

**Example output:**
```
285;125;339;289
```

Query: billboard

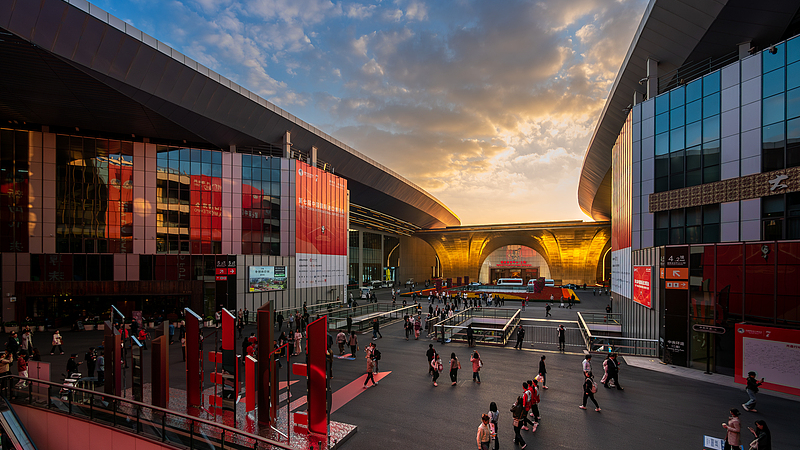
295;161;347;288
249;266;288;292
632;266;652;308
611;112;632;297
735;323;800;396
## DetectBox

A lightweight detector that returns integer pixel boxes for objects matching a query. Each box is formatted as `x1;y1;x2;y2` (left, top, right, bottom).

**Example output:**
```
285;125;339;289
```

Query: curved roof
578;0;800;220
0;0;460;229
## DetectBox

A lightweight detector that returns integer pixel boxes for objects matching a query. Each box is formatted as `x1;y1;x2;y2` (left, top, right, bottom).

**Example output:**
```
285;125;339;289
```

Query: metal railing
0;376;292;450
515;318;585;350
580;312;622;326
433;308;520;346
657;50;738;95
577;312;658;357
327;304;417;333
275;300;345;321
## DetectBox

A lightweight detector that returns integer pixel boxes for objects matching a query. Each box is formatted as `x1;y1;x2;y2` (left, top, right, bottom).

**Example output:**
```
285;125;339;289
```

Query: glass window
703;140;721;167
703;165;720;184
670;227;685;245
655;229;668;246
763;43;785;73
655;132;670;155
655;176;669;193
703;224;720;243
686;121;702;147
703;71;720;95
670;151;684;174
686;169;702;187
670;127;685;152
703;92;720;117
762;123;785;172
787;117;800;168
703;204;721;224
655;155;669;178
686;206;702;226
788;61;800;91
762;94;785;125
687;79;702;102
686;226;702;244
671;87;685;108
703;116;720;142
787;87;800;119
763;196;784;218
671;209;684;228
686;145;702;170
789;36;800;64
763;69;785;98
670;107;685;128
670;173;684;190
656;92;670;115
686;99;702;123
656;112;670;133
656;211;669;229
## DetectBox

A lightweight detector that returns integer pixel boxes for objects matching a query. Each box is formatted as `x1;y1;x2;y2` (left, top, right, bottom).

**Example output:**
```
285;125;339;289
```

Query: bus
497;278;524;286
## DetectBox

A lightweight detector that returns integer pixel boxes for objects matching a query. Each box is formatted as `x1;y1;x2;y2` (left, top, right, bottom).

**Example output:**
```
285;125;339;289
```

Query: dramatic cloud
100;0;648;224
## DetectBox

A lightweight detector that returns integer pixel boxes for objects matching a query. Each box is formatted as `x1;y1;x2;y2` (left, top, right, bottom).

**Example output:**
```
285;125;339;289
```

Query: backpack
373;349;381;360
532;386;540;404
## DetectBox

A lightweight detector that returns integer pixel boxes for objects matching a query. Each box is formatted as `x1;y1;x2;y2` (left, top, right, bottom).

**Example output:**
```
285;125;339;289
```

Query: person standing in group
293;329;303;356
363;351;377;388
370;343;381;372
579;372;600;412
471;351;482;384
50;330;64;355
431;352;443;387
427;344;436;376
538;355;548;389
582;354;592;376
529;379;542;424
747;420;771;450
605;353;623;390
0;350;12;377
514;325;525;349
743;371;764;412
15;350;29;388
510;396;527;449
336;330;347;355
276;312;284;331
545;303;551;317
721;408;741;450
449;352;461;386
348;331;358;357
96;351;105;384
487;402;499;450
288;313;294;333
404;317;412;340
476;414;492;450
557;325;566;351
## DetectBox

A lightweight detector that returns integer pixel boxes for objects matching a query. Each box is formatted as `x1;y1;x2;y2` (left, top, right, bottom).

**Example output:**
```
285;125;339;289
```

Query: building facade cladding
0;129;348;322
612;33;800;370
346;228;401;288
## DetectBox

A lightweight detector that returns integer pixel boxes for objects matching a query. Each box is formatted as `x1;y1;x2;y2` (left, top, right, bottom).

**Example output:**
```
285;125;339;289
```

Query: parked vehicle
497;278;524;286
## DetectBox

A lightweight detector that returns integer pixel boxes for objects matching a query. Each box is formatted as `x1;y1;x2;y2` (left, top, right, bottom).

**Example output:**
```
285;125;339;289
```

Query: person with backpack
510;396;527;449
580;371;600;412
371;343;381;372
431;352;443;387
449;352;461;386
487;402;499;450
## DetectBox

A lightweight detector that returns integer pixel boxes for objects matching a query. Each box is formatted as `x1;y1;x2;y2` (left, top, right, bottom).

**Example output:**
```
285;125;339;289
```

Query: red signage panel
735;323;800;396
632;266;652;308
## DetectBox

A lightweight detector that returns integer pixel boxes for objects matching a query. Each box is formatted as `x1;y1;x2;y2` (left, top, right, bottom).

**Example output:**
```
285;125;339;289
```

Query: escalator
0;397;37;450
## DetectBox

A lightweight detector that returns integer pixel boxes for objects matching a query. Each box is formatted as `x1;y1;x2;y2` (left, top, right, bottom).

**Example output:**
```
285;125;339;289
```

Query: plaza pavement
17;288;799;449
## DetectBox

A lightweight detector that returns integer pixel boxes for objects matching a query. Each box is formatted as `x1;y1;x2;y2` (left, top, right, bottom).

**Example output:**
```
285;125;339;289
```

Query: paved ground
16;288;799;449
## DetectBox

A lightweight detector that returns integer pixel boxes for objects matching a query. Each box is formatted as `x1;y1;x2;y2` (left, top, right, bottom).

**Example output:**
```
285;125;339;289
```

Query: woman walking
50;330;64;355
470;351;482;384
747;420;771;450
293;329;303;355
579;371;601;412
510;396;527;449
538;355;548;389
721;408;741;450
348;331;358;356
449;352;461;386
431;352;443;387
363;352;377;388
488;402;499;450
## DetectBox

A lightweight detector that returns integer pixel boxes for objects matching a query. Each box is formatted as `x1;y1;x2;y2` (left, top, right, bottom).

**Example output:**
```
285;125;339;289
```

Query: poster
248;266;288;292
735;323;800;396
632;266;652;308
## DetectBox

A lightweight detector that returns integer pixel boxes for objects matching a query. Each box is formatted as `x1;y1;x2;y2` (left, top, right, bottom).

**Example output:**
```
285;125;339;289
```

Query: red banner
189;175;222;242
735;323;800;396
295;161;347;256
632;266;652;308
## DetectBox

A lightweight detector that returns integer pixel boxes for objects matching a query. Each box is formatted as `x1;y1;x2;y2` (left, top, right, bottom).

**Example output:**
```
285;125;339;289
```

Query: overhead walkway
0;396;37;450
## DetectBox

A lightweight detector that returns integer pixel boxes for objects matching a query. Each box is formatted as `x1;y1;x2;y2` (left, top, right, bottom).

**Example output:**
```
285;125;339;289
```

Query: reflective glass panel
703;71;720;95
703;116;720;142
763;44;785;73
671;86;685;108
686;79;702;102
655;132;670;156
671;106;685;128
789;36;800;64
762;94;785;125
656;93;670;114
656;112;670;133
763;68;785;98
686;100;702;123
703;92;720;117
670;127;685;152
787;87;800;119
686;121;702;147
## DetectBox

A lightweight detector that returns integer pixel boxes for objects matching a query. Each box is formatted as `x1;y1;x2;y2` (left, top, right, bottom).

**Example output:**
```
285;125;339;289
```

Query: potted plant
96;320;105;331
83;320;94;331
4;321;18;333
36;319;45;332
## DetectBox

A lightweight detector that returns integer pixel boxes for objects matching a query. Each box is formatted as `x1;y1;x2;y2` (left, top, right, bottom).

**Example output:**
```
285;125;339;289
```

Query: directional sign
693;324;726;335
665;281;688;290
666;268;688;279
703;435;724;450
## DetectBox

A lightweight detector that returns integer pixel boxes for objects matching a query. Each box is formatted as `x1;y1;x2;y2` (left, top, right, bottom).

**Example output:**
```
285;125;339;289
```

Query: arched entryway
479;245;551;284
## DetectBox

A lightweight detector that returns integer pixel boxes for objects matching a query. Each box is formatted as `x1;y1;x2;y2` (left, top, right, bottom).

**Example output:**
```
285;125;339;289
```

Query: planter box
147;322;154;329
37;326;45;332
84;324;95;331
5;326;18;333
96;324;105;331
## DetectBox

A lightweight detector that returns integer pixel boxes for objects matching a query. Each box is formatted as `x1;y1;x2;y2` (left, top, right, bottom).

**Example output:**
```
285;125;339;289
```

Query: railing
517;318;585;350
657;50;738;95
433;308;521;346
0;376;292;450
327;304;417;333
275;300;344;322
577;312;658;357
580;312;622;326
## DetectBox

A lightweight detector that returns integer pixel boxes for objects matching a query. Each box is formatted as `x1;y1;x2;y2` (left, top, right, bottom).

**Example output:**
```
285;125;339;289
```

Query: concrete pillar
310;146;318;167
358;230;363;286
646;58;658;100
738;41;752;60
633;90;644;106
283;131;291;158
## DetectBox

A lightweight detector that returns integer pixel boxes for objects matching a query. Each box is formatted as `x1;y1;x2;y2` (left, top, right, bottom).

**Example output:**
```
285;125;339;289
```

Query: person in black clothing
606;304;612;314
557;325;566;351
514;325;525;349
743;371;764;412
604;353;623;390
372;319;382;340
6;331;20;357
276;313;284;331
84;347;97;379
580;371;600;411
346;315;353;334
538;355;548;389
467;324;475;347
545;303;552;317
747;420;771;450
66;354;82;376
426;344;436;376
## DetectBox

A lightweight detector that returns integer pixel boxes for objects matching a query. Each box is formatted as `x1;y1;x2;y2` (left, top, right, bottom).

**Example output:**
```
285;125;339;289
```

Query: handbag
749;438;758;449
478;359;483;368
512;418;520;427
590;381;597;393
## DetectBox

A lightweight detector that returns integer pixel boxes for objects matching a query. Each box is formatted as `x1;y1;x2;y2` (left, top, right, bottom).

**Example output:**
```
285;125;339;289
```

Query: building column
646;58;658;100
358;230;364;286
738;41;752;60
283;131;291;158
310;146;317;167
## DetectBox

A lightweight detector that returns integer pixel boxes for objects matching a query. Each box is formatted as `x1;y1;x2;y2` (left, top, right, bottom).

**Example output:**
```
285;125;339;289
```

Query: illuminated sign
249;266;288;292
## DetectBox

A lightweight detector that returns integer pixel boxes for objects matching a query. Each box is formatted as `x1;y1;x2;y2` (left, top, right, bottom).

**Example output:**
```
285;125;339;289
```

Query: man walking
514;325;525;349
557;325;566;351
372;319;382;340
545;303;552;317
604;353;623;390
427;344;436;376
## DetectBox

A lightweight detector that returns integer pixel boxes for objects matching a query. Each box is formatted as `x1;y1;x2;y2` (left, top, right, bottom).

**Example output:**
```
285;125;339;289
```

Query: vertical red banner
632;266;652;308
306;316;329;436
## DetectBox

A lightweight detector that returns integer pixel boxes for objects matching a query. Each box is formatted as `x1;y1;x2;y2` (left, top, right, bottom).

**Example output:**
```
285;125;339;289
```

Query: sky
97;0;648;225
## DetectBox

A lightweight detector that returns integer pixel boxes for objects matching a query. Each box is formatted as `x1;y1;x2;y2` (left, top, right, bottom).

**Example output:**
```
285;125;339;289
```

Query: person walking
467;324;475;347
346;315;353;334
747;420;771;450
514;325;525;349
414;316;422;340
84;347;97;379
293;329;303;356
348;331;358;356
427;344;436;376
470;351;482;384
488;402;499;450
363;352;377;388
605;353;623;390
449;352;461;386
742;371;764;412
582;354;592;376
404;317;412;340
510;396;527;449
276;312;284;331
557;325;566;351
431;352;443;387
50;330;64;355
529;379;542;424
722;408;741;450
15;350;29;388
476;414;492;450
336;330;347;355
538;355;548;389
372;319;382;340
545;303;551;317
579;371;600;412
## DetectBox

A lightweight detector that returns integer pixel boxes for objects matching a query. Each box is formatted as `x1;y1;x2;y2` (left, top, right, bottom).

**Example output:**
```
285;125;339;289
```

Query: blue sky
97;0;647;225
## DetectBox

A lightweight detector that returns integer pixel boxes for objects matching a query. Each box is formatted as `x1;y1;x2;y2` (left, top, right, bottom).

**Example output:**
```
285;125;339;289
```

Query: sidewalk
622;355;800;403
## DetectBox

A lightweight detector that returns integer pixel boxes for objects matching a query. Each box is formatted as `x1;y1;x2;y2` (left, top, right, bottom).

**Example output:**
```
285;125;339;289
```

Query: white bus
497;278;524;286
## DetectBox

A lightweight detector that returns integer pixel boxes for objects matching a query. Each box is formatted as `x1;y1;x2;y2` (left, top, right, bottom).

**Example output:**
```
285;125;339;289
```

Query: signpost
703;435;724;450
693;324;726;374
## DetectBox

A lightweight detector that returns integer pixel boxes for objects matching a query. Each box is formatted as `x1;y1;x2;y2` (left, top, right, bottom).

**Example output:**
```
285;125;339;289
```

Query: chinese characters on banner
632;266;652;308
295;161;347;288
190;175;222;242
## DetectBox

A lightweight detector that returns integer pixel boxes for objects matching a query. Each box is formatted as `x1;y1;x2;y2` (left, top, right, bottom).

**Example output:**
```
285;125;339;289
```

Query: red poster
735;323;800;396
632;266;652;308
295;161;346;256
190;175;222;242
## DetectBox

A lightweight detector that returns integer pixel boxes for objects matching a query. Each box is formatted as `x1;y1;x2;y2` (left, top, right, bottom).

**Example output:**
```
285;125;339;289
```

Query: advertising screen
248;266;288;292
735;323;800;396
632;266;652;308
295;161;347;288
